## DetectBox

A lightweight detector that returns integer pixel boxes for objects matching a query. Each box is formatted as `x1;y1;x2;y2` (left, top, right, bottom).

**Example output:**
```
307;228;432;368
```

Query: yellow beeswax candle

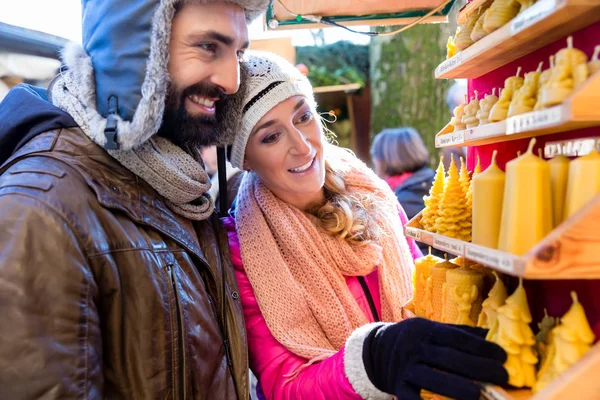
534;292;595;393
477;271;507;329
429;256;459;322
466;155;481;214
444;267;485;326
549;154;570;226
472;150;505;249
564;147;600;219
434;155;472;242
498;139;553;255
487;279;537;388
413;248;443;318
421;158;445;232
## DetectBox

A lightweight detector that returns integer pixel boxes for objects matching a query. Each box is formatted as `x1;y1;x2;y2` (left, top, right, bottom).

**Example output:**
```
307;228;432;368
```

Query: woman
223;51;508;400
370;127;435;221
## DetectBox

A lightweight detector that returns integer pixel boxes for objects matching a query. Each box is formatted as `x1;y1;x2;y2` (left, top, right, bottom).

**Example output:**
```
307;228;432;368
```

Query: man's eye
197;43;217;53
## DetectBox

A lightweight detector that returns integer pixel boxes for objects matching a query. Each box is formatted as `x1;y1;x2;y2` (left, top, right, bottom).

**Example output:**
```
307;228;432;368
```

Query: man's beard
158;81;240;149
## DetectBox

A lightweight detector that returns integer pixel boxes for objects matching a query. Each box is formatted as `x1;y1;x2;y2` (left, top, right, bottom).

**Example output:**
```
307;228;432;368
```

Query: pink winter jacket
222;209;421;400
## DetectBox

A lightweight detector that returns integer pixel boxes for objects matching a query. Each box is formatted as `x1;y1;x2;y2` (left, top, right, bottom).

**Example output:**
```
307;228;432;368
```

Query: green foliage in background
296;41;369;87
369;23;454;166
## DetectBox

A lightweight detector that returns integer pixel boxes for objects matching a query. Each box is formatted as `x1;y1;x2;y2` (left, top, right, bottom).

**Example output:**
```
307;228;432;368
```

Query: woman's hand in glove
361;318;508;400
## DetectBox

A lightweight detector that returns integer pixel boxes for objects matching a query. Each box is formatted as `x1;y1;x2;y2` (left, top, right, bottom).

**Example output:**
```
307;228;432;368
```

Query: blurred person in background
371;128;434;218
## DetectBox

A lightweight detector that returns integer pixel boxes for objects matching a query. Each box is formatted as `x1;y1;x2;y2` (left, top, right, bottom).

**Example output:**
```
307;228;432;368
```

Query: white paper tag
465;245;515;274
433;234;465;256
405;227;422;241
436;53;462;77
506;106;562;134
436;130;465;147
511;0;557;34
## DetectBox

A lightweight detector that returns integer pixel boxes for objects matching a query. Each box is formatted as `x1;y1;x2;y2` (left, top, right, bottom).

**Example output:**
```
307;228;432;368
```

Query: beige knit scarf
235;151;414;365
51;74;214;221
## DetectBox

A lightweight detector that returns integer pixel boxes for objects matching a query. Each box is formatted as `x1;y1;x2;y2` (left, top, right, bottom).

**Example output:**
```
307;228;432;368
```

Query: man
0;0;268;398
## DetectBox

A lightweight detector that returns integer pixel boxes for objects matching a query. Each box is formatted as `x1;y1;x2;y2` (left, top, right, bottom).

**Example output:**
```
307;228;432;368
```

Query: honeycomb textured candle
434;155;472;241
421;158;445;232
429;258;458;322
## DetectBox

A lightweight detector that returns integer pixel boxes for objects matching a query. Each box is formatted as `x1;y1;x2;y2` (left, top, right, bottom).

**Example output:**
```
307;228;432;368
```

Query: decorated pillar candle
498;139;552;255
472;150;505;249
444;267;485;326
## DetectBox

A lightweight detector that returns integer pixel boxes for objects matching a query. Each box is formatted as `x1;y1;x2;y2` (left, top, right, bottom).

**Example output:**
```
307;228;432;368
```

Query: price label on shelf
511;0;557;34
436;130;464;147
436;53;462;77
506;105;562;135
404;227;422;241
433;235;464;256
465;244;516;274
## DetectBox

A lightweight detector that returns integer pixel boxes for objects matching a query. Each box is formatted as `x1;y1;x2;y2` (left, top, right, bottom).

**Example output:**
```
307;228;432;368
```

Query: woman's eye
261;132;280;144
297;111;313;124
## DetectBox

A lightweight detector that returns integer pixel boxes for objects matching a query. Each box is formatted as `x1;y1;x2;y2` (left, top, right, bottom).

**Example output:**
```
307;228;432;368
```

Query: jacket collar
394;166;435;192
5;128;210;266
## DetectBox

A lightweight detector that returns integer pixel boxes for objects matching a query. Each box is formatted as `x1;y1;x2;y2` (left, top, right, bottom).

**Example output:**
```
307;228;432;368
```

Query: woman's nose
289;129;312;156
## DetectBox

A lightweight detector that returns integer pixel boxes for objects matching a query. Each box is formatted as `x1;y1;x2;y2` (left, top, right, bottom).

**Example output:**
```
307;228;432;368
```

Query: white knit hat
229;50;317;170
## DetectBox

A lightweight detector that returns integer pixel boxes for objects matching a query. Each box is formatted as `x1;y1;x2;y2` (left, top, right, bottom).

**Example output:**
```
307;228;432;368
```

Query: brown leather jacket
0;128;248;400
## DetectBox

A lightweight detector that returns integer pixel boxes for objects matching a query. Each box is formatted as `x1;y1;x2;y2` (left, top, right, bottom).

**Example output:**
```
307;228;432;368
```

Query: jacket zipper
204;275;235;383
357;276;380;322
168;263;187;400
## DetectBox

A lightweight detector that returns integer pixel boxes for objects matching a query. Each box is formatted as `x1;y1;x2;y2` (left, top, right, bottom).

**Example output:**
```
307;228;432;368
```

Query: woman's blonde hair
309;146;383;245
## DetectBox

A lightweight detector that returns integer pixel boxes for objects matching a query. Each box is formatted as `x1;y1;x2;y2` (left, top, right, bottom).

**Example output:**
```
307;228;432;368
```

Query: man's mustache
182;82;227;101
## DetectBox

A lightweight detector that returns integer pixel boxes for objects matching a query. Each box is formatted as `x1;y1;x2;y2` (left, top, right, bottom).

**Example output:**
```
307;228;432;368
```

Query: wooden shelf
435;70;600;148
480;341;600;399
312;83;361;94
436;0;600;79
404;194;600;279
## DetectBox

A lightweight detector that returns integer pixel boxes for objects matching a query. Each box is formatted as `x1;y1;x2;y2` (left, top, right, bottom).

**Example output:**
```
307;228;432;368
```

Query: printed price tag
436;53;462;77
511;0;557;34
433;235;464;256
404;227;422;241
506;106;562;135
465;245;515;274
436;131;464;147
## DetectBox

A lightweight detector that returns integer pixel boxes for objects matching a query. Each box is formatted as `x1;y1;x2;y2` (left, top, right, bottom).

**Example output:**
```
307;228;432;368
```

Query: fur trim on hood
54;0;269;150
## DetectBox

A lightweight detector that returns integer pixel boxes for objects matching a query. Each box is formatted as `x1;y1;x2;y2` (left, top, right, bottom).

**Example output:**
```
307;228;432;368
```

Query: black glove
362;318;508;400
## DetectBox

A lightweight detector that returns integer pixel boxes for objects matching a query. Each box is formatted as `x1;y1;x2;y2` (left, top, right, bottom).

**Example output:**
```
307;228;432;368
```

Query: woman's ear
243;159;253;172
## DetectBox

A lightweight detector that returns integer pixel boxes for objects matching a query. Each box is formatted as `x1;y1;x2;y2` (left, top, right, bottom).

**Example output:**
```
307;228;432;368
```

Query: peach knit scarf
235;152;414;363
